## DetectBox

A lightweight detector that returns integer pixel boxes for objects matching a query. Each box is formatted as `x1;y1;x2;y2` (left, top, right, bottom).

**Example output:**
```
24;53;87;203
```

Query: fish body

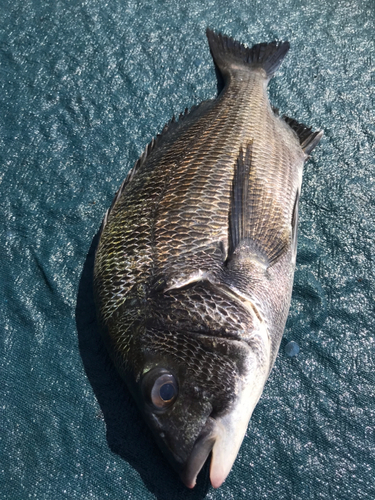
93;29;322;488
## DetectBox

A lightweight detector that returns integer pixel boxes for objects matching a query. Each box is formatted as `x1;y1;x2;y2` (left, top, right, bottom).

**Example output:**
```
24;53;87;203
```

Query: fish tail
206;28;290;80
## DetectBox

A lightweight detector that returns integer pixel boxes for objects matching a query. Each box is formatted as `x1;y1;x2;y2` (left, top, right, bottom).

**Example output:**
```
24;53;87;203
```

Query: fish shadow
75;233;211;500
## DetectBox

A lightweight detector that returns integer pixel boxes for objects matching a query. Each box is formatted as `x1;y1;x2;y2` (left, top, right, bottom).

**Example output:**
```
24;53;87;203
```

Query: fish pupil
159;383;175;401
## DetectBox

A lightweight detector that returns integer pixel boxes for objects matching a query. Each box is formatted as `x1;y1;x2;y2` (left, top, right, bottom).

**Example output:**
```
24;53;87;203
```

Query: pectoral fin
227;143;252;259
227;143;289;268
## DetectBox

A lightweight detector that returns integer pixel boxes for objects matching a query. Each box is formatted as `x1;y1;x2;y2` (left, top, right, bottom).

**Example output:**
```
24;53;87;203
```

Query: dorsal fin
282;115;323;155
100;100;213;232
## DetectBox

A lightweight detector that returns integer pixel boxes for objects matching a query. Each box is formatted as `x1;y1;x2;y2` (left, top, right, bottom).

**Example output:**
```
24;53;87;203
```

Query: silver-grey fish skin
93;29;322;489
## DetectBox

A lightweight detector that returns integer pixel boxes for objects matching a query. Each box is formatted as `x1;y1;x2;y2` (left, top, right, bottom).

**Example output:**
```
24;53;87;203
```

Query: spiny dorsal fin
100;100;213;232
283;115;323;155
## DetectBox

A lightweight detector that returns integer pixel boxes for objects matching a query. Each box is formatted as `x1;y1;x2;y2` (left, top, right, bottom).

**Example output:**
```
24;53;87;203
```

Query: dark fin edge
100;101;212;232
282;115;323;155
206;28;290;79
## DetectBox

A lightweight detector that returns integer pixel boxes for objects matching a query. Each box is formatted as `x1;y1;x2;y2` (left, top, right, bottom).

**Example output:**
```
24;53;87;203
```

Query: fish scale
151;284;255;339
93;29;323;489
154;92;253;280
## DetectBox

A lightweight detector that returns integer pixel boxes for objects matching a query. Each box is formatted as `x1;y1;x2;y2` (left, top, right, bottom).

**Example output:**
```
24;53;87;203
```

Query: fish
93;28;323;489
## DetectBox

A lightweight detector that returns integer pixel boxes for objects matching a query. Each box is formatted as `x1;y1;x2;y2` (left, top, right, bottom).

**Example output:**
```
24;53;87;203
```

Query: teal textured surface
1;1;374;499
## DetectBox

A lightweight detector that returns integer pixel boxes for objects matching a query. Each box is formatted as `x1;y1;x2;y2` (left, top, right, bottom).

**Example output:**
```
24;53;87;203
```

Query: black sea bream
93;29;323;488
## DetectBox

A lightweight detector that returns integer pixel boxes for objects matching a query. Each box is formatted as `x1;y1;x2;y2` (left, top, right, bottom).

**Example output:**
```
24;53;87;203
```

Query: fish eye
142;369;178;410
151;373;178;408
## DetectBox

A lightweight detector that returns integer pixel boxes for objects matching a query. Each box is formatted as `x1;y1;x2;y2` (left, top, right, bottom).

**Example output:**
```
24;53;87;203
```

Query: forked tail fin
206;28;289;81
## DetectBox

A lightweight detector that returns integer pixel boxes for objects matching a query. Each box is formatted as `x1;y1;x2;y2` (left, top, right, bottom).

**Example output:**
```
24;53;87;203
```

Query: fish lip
179;416;218;489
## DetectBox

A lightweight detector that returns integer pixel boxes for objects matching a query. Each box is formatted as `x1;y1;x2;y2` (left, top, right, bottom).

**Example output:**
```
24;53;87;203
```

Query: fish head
138;363;216;486
127;328;271;489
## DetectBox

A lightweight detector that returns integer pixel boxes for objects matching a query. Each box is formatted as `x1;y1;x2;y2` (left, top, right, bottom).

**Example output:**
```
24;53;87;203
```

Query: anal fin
291;188;300;262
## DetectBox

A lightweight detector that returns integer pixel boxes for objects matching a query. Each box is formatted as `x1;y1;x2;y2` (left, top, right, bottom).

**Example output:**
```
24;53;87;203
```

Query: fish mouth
179;370;268;489
178;411;247;489
179;413;247;489
179;416;218;489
